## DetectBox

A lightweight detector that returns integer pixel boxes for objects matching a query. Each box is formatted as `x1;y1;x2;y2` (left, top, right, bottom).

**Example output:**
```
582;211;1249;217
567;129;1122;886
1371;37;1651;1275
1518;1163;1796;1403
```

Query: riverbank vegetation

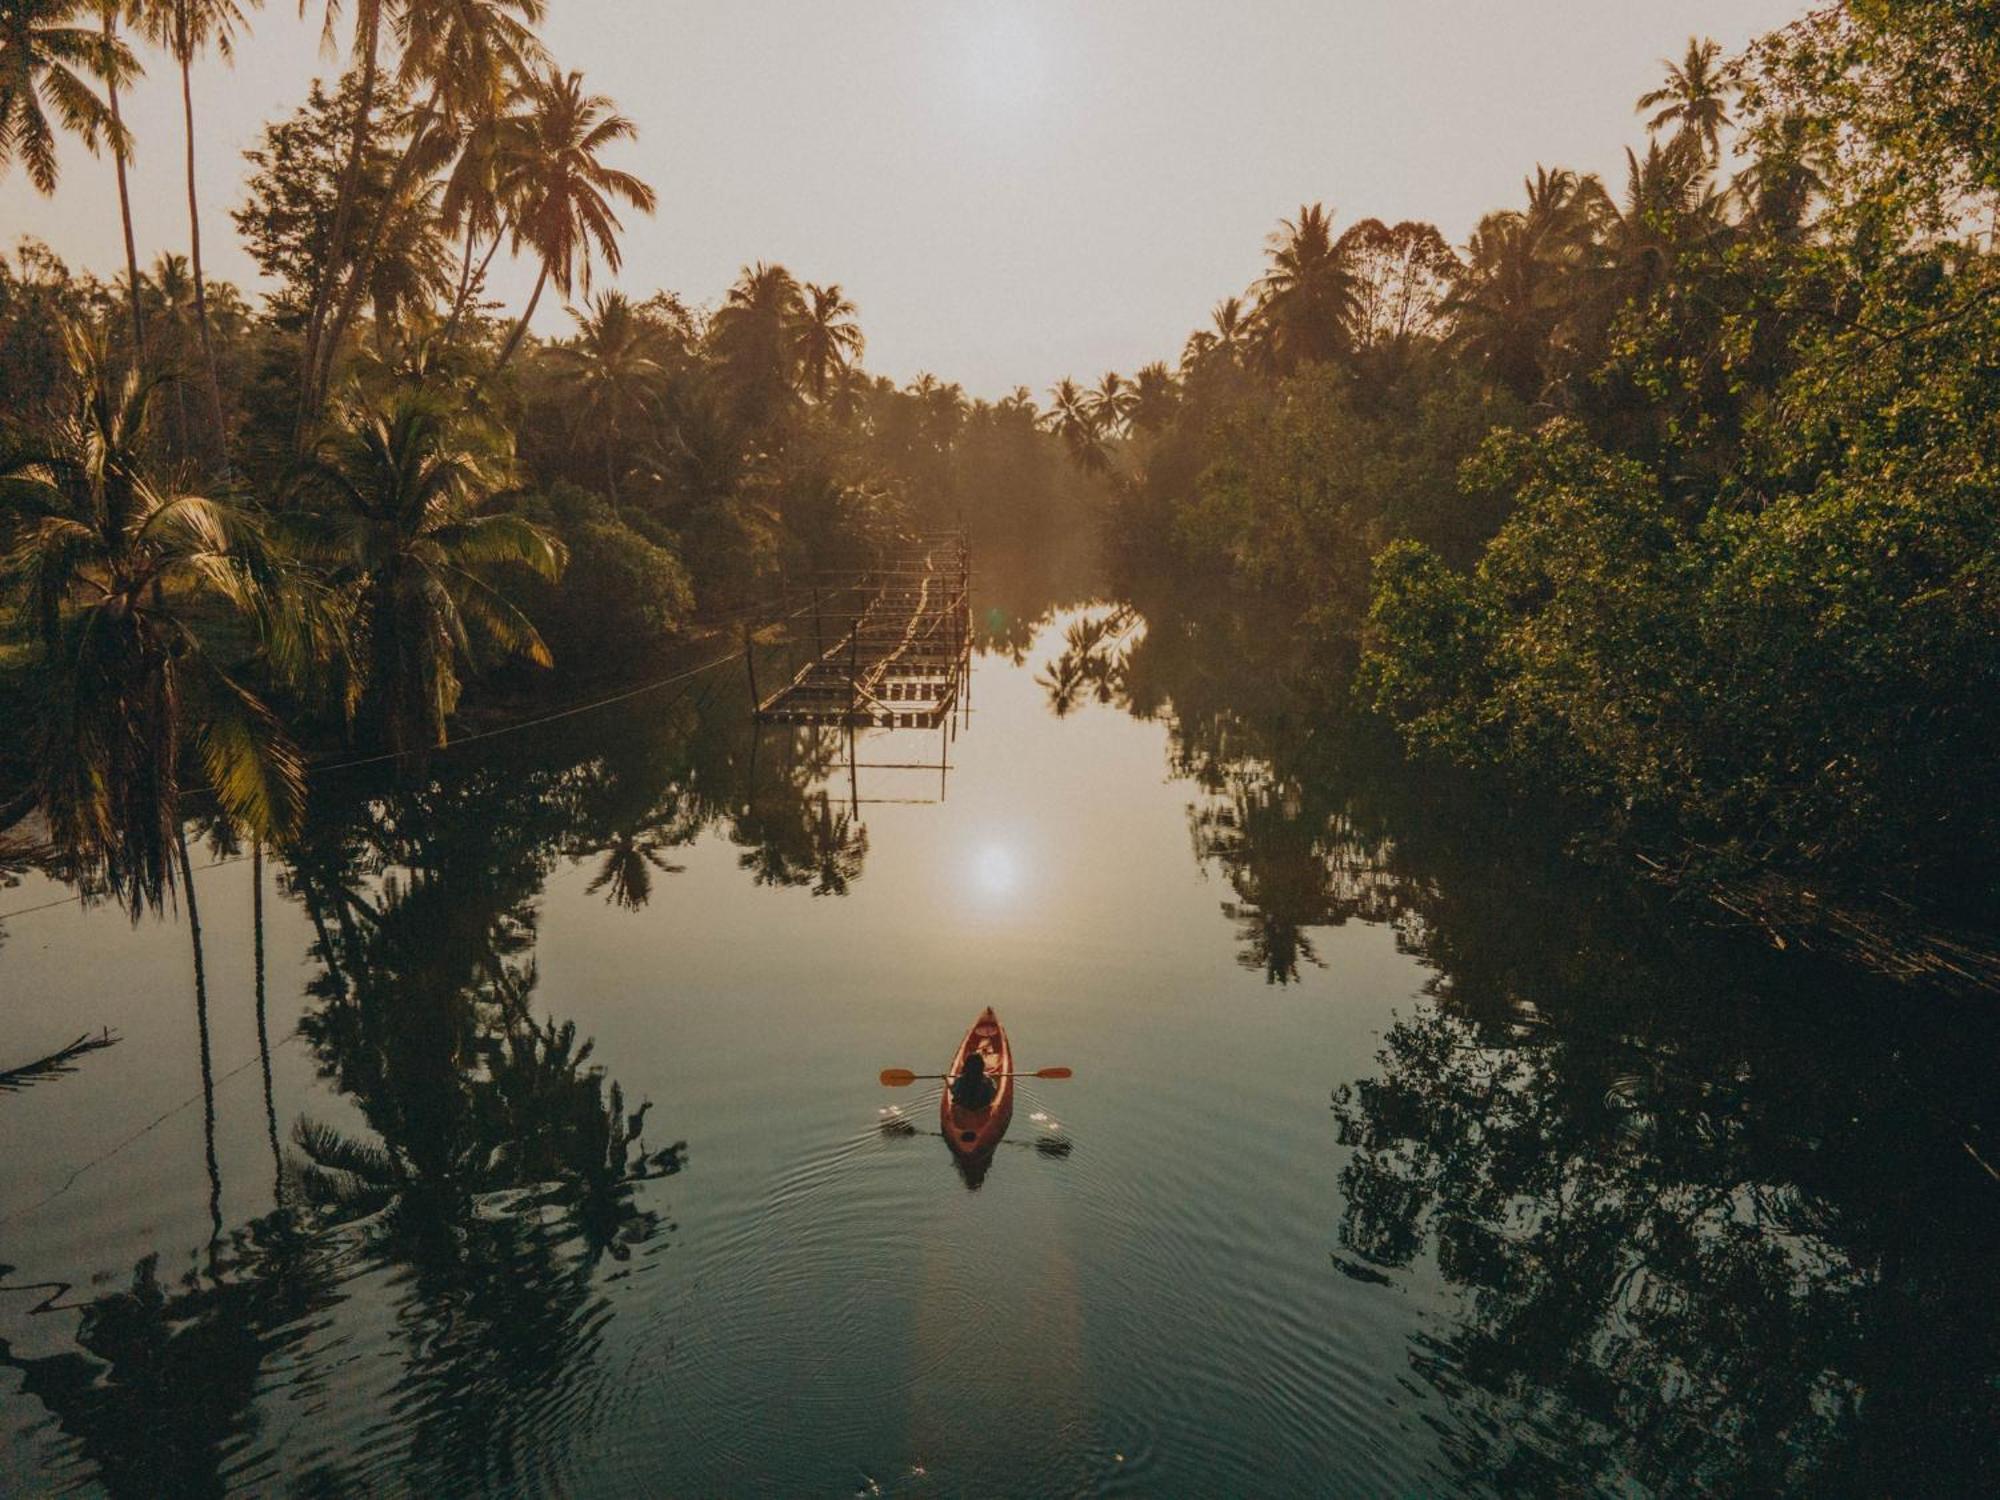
0;0;1089;915
6;1;1998;980
1052;7;2000;963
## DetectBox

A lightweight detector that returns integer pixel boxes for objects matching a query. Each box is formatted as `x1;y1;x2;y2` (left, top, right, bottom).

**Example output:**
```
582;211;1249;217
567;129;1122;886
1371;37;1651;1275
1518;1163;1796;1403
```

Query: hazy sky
3;0;1804;398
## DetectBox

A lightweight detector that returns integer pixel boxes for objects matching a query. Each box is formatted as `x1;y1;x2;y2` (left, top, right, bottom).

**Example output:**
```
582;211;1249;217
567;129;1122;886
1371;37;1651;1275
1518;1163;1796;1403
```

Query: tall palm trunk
298;0;382;431
252;840;283;1204
178;43;228;457
447;224;479;330
177;825;223;1241
103;10;144;362
488;258;549;378
444;229;504;343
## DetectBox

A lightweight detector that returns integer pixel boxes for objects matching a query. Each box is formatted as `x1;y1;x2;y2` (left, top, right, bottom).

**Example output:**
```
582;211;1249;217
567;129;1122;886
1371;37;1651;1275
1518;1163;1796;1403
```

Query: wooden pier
751;531;971;729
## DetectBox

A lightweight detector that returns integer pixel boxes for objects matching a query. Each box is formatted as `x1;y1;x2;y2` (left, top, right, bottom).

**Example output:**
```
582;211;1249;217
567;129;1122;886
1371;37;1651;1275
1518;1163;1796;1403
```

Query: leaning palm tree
439;78;537;340
0;0;128;193
795;282;863;402
1255;203;1359;371
1637;36;1734;161
133;0;256;455
295;0;386;419
295;382;566;754
542;290;664;508
489;68;656;377
2;322;305;916
308;0;547;406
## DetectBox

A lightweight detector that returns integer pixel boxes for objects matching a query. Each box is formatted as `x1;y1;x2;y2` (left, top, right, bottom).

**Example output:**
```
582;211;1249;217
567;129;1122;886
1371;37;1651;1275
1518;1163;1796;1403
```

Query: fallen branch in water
0;1030;120;1092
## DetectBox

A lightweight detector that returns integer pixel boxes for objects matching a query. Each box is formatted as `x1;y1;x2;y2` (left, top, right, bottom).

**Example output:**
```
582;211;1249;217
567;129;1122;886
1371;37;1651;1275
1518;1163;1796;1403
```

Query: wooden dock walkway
752;531;971;729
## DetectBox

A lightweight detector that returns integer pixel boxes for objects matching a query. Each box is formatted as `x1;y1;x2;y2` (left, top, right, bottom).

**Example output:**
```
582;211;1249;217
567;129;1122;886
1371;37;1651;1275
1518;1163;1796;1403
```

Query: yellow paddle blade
879;1068;918;1086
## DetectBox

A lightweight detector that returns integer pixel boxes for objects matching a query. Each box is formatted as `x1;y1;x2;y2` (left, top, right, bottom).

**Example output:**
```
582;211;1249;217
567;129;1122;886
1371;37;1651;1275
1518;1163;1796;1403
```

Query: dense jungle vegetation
3;0;1997;979
1051;5;2000;965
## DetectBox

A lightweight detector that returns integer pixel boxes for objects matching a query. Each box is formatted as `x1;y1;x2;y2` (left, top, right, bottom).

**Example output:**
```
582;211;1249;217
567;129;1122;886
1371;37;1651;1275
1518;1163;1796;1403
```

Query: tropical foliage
0;0;1091;916
1051;13;2000;943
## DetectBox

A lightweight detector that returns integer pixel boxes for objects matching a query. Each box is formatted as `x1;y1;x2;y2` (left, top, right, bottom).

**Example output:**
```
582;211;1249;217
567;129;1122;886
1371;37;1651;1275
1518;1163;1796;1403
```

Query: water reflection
1;1221;339;1498
1041;576;2000;1495
3;551;1994;1494
0;1029;120;1092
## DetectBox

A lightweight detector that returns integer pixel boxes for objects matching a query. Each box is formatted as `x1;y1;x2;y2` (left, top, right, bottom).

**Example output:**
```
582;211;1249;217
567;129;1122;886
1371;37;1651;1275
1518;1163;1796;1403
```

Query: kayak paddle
879;1067;1072;1086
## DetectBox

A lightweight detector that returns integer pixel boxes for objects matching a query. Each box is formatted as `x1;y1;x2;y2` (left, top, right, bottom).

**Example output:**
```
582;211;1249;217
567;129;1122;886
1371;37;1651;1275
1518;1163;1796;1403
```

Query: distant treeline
1058;8;2000;933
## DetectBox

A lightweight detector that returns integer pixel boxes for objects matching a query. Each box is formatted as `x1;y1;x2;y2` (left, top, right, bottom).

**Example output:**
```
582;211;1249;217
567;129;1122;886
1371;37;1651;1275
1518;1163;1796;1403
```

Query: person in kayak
950;1052;998;1111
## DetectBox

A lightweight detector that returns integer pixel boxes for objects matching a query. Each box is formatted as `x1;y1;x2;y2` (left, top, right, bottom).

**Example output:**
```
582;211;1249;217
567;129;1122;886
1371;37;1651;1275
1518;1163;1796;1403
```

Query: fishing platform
749;530;971;730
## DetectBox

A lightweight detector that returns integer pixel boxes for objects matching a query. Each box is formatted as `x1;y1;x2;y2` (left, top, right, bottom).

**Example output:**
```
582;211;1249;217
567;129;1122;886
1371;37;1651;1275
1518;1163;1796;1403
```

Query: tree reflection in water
1044;584;2000;1493
0;677;849;1495
1329;881;2000;1494
1043;593;1404;982
1;1221;338;1498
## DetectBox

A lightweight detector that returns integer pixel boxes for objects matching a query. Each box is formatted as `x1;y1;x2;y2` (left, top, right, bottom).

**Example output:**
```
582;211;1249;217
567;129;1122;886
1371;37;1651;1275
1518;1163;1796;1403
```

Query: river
1;546;1994;1497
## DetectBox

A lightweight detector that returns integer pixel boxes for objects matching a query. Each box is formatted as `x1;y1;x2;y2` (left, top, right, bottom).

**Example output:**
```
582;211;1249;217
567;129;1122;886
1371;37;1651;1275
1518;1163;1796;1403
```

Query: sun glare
970;841;1022;901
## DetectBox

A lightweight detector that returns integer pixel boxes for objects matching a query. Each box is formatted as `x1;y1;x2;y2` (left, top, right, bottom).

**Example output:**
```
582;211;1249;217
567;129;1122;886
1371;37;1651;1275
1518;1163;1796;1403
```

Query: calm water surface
2;560;1995;1497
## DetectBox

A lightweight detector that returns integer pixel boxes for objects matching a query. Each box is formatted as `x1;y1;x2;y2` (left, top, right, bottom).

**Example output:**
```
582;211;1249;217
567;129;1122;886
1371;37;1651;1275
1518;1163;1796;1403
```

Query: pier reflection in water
0;543;1994;1495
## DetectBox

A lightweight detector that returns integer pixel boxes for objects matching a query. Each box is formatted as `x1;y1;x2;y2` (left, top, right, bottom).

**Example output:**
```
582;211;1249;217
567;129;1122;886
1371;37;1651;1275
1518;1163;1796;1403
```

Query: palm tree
543;290;664;508
310;0;547;404
708;261;804;421
1255;203;1359;371
353;178;458;345
2;322;304;916
1087;370;1136;436
1043;377;1106;473
437;78;539;342
1184;294;1252;371
1445;213;1550;400
93;2;147;358
1637;36;1734;161
489;68;656;377
145;251;196;448
796;281;863;402
1129;361;1179;434
0;0;128;193
1731;112;1827;238
296;382;566;753
996;385;1038;424
914;371;967;448
1591;138;1725;308
1444;167;1606;402
133;0;255;455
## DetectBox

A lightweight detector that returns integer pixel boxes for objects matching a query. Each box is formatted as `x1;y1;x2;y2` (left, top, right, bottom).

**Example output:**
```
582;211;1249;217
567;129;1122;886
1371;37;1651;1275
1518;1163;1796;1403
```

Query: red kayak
941;1006;1014;1157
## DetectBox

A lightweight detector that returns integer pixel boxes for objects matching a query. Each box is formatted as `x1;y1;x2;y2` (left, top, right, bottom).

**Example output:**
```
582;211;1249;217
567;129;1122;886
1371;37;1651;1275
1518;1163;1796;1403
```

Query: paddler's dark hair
963;1052;986;1073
